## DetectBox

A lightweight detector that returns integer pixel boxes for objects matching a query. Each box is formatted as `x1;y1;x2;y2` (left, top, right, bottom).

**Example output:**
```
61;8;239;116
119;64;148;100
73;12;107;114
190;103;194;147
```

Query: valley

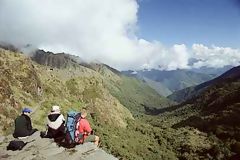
0;48;240;159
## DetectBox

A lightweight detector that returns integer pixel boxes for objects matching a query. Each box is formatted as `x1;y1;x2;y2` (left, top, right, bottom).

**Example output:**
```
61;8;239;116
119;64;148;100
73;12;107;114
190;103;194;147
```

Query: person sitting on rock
13;107;38;138
76;109;99;146
42;105;65;141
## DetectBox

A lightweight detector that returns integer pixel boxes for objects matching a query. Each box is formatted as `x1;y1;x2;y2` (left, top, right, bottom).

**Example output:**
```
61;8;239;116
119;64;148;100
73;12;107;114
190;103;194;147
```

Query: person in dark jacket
13;107;38;138
41;106;65;141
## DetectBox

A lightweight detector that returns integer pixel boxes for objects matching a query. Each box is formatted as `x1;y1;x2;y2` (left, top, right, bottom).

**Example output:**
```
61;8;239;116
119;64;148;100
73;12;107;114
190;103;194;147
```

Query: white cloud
0;0;239;70
192;44;240;68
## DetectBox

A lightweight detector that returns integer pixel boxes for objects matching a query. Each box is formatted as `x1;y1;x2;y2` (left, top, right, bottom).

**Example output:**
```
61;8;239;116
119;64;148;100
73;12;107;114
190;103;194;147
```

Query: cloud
0;0;239;70
192;44;240;68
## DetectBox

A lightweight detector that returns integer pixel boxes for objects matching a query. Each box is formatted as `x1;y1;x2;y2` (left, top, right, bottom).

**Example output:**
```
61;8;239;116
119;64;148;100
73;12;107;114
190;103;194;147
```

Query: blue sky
138;0;240;48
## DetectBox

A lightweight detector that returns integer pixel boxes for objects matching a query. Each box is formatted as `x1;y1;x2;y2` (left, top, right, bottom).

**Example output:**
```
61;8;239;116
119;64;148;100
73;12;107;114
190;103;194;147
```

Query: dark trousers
13;128;38;138
41;124;65;143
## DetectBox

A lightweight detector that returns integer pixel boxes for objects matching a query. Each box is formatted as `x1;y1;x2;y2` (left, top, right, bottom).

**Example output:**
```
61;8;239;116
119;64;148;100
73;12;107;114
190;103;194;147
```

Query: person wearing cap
43;105;65;141
13;107;38;138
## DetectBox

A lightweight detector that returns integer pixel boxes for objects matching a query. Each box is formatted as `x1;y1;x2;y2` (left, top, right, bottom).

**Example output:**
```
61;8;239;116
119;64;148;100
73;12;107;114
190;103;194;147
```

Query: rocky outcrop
0;132;117;160
31;50;83;69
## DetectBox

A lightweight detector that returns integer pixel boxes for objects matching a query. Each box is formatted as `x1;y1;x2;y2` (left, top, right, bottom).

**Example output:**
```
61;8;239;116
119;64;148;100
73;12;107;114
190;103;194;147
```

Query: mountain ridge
0;48;174;159
122;69;215;96
170;65;240;159
2;47;240;159
168;65;240;103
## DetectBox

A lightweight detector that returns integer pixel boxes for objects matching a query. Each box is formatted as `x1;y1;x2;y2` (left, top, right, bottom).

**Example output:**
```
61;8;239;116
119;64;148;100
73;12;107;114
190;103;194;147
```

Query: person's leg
29;128;38;136
94;135;99;146
54;126;65;143
45;127;54;138
13;133;17;138
84;135;99;146
40;131;47;138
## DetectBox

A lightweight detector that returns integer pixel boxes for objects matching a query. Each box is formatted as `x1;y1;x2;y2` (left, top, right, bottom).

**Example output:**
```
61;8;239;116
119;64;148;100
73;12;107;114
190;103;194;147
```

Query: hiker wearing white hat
51;105;61;114
41;105;65;141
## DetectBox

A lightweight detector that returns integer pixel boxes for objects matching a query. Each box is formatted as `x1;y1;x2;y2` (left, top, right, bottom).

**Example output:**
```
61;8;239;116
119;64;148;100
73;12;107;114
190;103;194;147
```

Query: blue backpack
65;111;81;145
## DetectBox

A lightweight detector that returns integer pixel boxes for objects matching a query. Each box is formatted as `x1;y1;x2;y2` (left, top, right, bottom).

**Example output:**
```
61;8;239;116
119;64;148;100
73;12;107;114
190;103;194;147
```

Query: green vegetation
1;48;240;159
172;74;240;159
107;76;171;114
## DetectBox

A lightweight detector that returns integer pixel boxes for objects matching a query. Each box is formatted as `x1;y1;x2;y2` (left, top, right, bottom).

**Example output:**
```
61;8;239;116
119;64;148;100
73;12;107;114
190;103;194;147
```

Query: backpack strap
74;117;83;143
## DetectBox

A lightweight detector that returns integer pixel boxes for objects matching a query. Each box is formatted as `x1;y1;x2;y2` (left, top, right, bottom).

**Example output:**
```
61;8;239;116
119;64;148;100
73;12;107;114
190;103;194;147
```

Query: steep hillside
2;48;235;159
1;48;134;129
0;48;133;155
171;67;240;159
107;76;172;114
122;69;215;96
31;50;171;115
31;50;85;69
1;48;180;159
129;65;240;159
168;66;238;103
0;49;42;133
142;77;172;97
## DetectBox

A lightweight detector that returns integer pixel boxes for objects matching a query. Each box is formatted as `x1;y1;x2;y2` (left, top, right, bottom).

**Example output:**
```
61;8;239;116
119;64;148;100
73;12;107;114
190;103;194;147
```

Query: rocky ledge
0;132;117;160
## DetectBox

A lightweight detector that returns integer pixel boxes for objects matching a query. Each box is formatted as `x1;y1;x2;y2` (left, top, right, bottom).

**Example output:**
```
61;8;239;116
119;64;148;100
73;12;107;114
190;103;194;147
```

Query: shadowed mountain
31;50;84;69
119;65;240;159
122;69;215;96
168;66;240;103
170;66;240;159
31;50;121;75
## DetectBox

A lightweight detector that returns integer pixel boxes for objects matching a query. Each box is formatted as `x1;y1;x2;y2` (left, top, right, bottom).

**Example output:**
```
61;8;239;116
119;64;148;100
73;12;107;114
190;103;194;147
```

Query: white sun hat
51;105;60;114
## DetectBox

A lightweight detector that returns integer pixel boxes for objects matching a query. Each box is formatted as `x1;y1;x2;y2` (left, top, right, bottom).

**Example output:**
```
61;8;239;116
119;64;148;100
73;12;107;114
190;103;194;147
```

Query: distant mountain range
2;45;240;159
168;66;239;103
189;65;233;75
122;69;217;96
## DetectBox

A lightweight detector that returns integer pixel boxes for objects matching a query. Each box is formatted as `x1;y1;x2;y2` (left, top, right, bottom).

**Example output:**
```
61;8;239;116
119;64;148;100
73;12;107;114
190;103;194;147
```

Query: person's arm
25;115;33;131
84;120;92;135
61;114;65;124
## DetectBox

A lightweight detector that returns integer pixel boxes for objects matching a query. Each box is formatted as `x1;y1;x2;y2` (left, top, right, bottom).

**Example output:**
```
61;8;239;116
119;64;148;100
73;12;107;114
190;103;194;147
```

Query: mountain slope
31;50;172;114
122;69;215;96
2;48;237;159
142;77;172;96
171;66;240;159
0;48;177;159
106;75;172;114
168;66;239;103
138;65;240;159
31;50;84;69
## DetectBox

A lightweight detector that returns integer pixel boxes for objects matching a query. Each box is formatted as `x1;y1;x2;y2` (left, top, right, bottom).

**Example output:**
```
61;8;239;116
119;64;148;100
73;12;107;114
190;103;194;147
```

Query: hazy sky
0;0;239;70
